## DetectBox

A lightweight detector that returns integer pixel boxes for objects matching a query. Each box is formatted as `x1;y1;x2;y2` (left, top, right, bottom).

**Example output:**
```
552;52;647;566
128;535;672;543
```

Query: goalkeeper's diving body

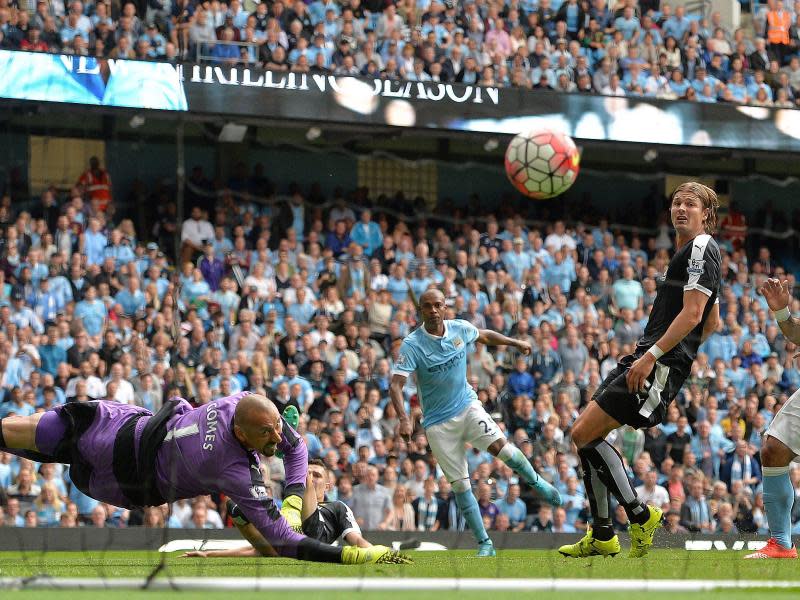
0;391;408;564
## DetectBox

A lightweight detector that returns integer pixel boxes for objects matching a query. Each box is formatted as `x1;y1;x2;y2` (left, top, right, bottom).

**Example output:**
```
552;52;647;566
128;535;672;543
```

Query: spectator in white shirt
243;262;276;300
106;363;135;404
601;73;627;96
65;361;106;399
544;220;577;252
68;1;92;36
634;469;671;509
180;206;214;264
369;258;388;291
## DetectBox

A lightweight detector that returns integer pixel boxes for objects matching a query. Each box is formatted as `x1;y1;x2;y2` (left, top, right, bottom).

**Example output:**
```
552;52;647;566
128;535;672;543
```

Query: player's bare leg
0;413;45;451
570;402;621;450
1;411;77;466
487;438;561;506
745;435;798;559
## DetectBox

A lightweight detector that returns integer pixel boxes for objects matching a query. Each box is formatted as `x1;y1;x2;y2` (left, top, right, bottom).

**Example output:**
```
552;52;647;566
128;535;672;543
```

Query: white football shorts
425;401;505;483
766;386;800;456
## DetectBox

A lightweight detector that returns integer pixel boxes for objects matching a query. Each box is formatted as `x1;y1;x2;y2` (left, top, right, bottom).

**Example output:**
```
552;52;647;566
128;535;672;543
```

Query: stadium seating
0;154;798;539
0;0;798;108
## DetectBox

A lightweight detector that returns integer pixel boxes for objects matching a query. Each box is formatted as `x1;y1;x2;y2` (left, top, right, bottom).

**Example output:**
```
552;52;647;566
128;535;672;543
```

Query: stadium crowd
2;0;800;107
0;158;799;541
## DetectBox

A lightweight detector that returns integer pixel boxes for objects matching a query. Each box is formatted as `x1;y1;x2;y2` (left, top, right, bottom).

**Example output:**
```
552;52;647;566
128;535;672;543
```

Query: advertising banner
0;49;187;110
2;50;800;152
182;64;800;153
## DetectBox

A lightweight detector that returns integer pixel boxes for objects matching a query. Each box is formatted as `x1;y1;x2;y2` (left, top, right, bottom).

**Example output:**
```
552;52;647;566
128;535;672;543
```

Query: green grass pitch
4;593;800;600
0;550;797;600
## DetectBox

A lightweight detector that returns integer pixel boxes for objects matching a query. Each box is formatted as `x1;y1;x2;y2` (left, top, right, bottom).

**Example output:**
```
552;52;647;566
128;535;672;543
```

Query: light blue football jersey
393;319;479;428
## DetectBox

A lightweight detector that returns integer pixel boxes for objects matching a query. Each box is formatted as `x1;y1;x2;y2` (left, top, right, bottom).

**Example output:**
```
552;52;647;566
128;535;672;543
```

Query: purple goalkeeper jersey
154;393;308;555
40;392;309;557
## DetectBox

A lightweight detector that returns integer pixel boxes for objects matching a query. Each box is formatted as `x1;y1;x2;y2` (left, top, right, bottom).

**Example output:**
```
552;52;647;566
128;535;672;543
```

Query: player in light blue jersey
743;278;800;559
390;289;561;557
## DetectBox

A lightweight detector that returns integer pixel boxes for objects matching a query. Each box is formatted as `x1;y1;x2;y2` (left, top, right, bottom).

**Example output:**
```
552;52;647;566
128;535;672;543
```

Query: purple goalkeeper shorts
33;401;153;508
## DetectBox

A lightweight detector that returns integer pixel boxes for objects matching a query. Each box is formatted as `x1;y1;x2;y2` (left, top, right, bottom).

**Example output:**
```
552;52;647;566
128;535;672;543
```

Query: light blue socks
498;443;562;506
454;490;490;544
762;466;794;549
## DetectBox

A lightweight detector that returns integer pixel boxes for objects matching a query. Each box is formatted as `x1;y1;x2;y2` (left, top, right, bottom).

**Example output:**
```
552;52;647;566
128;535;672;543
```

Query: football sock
580;452;614;541
297;537;346;563
498;443;541;486
454;490;491;545
762;465;793;549
579;439;649;525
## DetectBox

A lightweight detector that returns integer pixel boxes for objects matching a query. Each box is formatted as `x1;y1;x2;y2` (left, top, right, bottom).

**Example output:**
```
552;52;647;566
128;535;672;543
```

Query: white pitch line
1;578;799;591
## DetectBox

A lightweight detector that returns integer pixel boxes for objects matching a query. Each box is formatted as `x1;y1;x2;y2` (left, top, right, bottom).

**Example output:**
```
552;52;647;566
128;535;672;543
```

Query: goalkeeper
0;392;408;565
185;407;375;557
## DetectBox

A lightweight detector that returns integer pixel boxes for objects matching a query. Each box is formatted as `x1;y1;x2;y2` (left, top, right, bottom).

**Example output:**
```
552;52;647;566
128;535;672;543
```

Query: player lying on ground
559;182;721;559
744;278;800;559
183;459;377;557
390;288;562;558
0;392;409;564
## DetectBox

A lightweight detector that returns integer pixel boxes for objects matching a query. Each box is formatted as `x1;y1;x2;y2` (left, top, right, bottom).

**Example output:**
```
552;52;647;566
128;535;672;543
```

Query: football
504;128;581;199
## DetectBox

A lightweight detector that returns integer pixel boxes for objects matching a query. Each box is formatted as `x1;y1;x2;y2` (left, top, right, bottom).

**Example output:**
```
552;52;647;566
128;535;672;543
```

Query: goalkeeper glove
283;405;300;428
341;545;414;565
229;496;304;534
276;405;300;459
280;494;304;533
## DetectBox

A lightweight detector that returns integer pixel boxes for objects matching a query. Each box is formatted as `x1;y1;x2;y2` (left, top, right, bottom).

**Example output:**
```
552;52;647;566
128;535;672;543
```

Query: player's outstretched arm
477;329;532;355
181;515;276;558
278;419;308;498
390;373;413;441
302;471;318;523
760;278;800;344
223;501;280;557
626;288;709;392
181;545;260;558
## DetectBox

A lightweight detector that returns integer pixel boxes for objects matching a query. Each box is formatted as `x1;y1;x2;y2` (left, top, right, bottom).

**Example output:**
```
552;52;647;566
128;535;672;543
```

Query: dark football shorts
302;501;361;545
593;353;688;429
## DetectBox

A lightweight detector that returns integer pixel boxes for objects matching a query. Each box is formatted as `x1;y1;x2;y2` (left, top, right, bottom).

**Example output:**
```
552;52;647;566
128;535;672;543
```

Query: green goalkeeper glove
283;405;300;428
341;545;414;565
276;406;300;459
280;493;304;533
277;407;304;531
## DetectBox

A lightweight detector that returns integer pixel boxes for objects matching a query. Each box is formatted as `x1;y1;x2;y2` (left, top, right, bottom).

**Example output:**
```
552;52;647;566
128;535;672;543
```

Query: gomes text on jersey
392;319;480;428
637;233;721;371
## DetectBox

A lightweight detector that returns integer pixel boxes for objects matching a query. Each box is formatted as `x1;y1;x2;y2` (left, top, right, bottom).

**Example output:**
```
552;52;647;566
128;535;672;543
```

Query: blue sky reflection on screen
0;50;187;111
